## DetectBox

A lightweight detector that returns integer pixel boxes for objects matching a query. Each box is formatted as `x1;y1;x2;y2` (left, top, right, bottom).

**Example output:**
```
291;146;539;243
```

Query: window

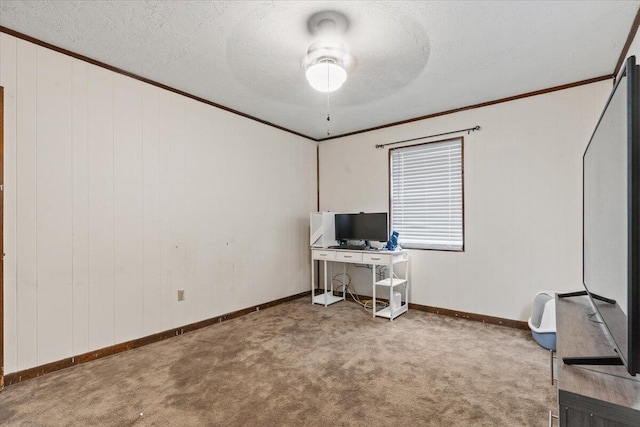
390;137;464;251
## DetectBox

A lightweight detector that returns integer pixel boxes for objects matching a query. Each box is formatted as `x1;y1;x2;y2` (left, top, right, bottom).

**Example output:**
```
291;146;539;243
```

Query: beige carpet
0;297;555;426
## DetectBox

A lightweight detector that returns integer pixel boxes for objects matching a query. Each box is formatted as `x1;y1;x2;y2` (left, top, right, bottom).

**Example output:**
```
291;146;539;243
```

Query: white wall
0;34;317;374
319;81;612;321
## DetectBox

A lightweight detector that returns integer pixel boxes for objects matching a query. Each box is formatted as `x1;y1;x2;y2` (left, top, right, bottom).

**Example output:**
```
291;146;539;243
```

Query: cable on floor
331;269;389;313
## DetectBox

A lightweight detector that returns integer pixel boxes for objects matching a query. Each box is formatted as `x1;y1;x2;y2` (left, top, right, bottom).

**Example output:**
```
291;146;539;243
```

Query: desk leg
372;265;376;318
342;263;346;301
406;255;410;310
311;256;314;304
389;260;394;321
323;260;328;307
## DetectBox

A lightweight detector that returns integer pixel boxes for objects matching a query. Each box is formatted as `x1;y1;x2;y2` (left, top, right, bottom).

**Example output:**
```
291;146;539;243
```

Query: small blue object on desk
386;231;399;251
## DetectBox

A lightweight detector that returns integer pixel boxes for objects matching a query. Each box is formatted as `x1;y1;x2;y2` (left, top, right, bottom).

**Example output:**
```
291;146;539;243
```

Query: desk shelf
312;291;343;306
374;278;407;287
374;304;408;319
373;274;409;321
371;253;409;321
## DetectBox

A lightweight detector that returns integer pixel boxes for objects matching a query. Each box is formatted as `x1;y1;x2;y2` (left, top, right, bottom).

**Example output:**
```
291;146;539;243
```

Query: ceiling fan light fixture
305;60;347;92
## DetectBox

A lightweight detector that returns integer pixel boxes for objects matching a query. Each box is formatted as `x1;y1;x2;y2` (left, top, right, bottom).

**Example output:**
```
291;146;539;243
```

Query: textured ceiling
1;0;639;140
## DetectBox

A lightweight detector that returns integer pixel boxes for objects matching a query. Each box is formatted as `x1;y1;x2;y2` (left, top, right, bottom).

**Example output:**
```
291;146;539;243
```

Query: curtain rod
375;125;481;149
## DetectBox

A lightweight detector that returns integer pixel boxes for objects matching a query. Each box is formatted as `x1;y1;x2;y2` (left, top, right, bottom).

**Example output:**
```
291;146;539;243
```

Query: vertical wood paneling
208;112;232;318
0;34;18;374
288;141;317;295
71;59;89;355
185;102;214;323
169;96;186;328
15;39;38;370
2;37;317;374
262;140;289;302
0;84;4;387
157;91;174;330
87;66;114;350
141;84;161;336
0;38;3;382
0;38;3;383
36;46;73;364
223;129;259;306
184;101;198;324
113;75;144;343
200;112;219;318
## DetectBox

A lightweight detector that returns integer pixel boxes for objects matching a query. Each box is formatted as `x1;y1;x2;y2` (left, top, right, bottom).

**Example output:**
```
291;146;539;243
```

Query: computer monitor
335;212;388;243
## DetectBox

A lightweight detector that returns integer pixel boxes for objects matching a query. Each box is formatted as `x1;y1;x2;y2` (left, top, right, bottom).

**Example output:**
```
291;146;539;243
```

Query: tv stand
555;295;640;426
562;355;623;366
557;290;617;305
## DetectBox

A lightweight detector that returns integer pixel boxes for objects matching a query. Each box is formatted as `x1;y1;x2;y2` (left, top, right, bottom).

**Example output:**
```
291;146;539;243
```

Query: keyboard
329;245;366;250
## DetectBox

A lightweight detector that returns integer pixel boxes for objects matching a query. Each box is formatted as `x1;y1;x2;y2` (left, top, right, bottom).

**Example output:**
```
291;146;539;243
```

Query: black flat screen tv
335;212;388;243
582;55;640;376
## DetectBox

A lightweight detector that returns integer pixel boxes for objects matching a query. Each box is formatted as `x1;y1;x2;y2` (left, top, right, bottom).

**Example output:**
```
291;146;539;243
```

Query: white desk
310;248;410;320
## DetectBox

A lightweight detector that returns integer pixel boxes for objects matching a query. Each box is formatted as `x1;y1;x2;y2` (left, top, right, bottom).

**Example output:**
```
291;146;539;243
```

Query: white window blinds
390;138;464;251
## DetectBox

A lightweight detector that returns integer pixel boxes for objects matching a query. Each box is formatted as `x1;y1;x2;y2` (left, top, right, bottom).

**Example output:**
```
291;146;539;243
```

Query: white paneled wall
319;80;612;322
71;58;90;356
36;45;74;365
0;33;317;374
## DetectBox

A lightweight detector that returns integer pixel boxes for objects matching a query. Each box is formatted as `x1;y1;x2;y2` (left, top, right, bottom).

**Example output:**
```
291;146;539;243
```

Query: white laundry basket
528;291;556;351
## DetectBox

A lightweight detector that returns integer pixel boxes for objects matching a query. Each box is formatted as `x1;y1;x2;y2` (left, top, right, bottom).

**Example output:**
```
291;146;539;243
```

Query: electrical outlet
177;289;185;301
